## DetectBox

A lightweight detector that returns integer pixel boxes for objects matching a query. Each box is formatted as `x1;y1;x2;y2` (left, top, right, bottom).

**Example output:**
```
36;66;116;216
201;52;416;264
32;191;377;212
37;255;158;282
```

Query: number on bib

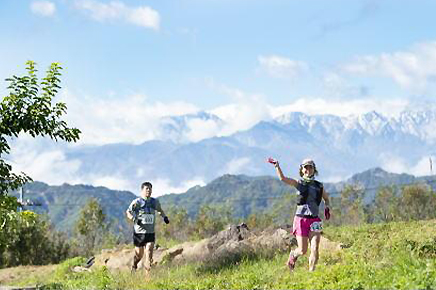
310;221;323;232
139;214;154;225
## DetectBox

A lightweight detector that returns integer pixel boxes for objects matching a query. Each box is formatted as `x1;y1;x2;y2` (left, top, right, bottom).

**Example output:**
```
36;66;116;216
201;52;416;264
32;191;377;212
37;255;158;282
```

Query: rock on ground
93;224;342;271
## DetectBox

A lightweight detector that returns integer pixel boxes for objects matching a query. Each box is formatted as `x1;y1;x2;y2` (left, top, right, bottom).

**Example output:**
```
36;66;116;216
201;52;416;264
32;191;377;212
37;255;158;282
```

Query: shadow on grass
195;247;284;274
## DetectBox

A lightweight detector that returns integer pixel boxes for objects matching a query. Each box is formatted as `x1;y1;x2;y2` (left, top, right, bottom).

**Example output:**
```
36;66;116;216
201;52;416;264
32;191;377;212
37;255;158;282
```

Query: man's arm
155;199;166;217
126;210;134;221
155;199;170;224
126;200;137;221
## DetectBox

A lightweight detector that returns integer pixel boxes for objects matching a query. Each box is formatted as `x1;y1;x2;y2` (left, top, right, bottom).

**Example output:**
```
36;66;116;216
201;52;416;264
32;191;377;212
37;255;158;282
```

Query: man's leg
308;231;321;271
287;235;308;270
132;246;144;271
144;242;154;272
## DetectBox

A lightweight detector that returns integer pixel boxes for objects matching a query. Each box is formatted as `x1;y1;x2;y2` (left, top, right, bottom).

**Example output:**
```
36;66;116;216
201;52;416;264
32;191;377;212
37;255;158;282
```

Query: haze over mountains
55;107;436;195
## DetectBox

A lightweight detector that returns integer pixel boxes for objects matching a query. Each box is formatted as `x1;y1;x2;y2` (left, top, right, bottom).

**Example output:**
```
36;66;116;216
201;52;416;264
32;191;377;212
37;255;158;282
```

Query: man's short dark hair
141;182;152;189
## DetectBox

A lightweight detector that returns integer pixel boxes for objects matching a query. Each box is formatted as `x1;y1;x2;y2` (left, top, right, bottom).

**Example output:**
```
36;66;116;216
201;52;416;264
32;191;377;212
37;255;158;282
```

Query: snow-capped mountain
18;108;436;195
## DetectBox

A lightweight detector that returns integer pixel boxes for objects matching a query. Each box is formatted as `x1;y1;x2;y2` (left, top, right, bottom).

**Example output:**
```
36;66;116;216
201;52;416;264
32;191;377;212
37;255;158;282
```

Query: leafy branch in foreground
0;60;81;194
0;61;81;267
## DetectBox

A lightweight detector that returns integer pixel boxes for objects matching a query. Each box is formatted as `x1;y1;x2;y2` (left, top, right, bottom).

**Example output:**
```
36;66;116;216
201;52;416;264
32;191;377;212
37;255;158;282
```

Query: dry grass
0;264;57;286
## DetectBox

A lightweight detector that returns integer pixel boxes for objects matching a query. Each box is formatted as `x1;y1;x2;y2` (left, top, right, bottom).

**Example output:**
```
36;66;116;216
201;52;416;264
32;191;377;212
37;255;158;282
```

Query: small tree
334;185;367;226
371;186;400;223
158;207;192;242
195;205;232;239
74;198;107;256
399;184;434;221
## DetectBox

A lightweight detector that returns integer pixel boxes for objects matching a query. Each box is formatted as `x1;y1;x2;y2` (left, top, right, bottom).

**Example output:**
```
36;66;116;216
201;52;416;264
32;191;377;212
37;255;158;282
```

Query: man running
126;181;170;274
268;157;331;272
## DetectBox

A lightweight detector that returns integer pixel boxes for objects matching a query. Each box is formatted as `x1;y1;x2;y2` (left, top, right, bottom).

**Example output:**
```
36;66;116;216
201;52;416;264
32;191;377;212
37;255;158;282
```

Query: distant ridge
13;168;436;238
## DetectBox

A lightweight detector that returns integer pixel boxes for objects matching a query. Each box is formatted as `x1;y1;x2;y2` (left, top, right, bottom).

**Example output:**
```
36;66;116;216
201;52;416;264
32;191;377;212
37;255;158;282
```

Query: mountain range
14;167;436;238
59;108;436;194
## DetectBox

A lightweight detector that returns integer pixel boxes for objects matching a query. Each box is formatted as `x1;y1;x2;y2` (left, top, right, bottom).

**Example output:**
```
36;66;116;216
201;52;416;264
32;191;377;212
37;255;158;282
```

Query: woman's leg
294;235;309;257
308;231;321;271
287;235;309;270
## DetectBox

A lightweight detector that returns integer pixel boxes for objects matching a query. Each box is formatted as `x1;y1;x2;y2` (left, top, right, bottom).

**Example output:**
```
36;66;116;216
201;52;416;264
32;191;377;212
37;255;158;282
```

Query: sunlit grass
6;220;436;289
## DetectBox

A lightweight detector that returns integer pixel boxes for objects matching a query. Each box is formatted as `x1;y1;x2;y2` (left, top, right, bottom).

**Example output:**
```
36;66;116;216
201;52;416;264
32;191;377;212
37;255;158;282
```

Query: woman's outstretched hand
267;157;278;166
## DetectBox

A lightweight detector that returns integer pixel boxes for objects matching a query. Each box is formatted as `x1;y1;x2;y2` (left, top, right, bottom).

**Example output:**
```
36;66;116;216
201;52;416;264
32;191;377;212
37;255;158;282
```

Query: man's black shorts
133;233;155;247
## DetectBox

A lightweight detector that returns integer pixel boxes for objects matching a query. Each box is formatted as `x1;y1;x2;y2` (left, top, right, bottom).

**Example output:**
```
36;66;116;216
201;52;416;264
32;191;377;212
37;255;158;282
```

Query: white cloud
127;6;159;29
60;90;199;145
30;1;56;17
272;98;410;118
150;178;206;197
74;0;160;30
59;86;413;147
220;157;251;175
410;156;435;176
379;154;435;177
185;118;222;142
206;79;271;136
10;146;81;186
258;55;308;79
92;175;132;191
341;41;436;91
379;153;408;175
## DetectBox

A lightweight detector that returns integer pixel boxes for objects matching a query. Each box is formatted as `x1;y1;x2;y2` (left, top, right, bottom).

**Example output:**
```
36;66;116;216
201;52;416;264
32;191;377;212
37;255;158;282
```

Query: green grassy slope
8;219;436;289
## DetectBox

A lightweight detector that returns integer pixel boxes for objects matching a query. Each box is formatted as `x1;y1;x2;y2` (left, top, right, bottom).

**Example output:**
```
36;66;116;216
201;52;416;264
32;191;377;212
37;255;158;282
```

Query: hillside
12;181;137;237
159;167;436;216
2;219;436;289
12;168;436;236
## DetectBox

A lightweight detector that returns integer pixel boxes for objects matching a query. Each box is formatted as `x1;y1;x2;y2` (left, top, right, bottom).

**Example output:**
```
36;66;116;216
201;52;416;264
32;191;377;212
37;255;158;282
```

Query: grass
4;219;436;289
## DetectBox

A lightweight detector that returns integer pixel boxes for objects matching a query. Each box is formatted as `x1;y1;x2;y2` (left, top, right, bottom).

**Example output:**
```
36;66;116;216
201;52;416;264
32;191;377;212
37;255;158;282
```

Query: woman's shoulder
313;180;324;187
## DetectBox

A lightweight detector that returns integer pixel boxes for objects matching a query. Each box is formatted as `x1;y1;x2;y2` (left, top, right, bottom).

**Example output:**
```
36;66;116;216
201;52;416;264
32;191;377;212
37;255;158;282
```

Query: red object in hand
324;207;331;220
267;157;277;165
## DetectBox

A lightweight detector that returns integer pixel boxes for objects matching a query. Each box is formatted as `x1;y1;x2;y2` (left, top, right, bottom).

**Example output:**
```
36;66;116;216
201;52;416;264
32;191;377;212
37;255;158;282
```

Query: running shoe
286;255;296;272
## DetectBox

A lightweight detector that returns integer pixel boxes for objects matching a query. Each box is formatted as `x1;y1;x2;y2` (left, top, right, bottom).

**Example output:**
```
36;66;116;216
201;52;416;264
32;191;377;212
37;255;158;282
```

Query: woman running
268;157;331;272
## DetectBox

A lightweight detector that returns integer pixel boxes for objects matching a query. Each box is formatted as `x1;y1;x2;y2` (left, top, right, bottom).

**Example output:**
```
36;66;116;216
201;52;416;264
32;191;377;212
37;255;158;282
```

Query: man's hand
324;207;331;220
163;216;170;224
131;213;139;224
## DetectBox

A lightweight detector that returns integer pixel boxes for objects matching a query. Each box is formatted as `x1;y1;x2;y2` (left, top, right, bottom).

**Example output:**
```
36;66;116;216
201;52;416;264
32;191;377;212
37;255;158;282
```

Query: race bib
297;204;313;216
139;214;154;225
310;221;323;232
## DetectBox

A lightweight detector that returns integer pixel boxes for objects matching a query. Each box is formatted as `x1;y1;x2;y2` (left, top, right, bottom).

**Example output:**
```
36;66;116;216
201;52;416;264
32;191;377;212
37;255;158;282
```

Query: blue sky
2;0;436;115
3;0;436;193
